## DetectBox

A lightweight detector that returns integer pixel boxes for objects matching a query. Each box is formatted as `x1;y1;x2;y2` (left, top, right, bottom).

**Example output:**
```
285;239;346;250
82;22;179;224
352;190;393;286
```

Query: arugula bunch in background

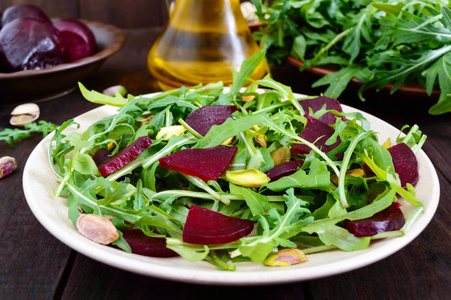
252;0;451;115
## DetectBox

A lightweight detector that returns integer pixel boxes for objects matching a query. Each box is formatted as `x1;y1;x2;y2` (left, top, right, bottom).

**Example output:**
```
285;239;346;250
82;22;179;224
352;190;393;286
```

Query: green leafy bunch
252;0;451;115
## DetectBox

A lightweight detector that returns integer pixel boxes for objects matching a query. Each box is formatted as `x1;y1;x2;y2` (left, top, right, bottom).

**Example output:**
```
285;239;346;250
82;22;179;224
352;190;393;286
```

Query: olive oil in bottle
147;0;267;90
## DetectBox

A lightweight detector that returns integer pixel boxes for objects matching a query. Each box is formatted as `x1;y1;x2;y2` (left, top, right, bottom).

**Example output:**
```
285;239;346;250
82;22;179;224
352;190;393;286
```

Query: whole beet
2;4;51;26
0;18;68;72
53;19;96;62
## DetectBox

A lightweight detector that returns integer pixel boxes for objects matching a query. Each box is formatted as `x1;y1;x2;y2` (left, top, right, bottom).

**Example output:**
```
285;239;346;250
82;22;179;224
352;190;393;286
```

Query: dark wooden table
0;26;450;300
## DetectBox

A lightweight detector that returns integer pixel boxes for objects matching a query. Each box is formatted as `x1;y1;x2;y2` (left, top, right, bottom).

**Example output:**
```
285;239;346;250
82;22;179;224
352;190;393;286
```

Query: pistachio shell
271;147;291;167
10;103;40;126
254;134;267;147
0;156;17;179
76;214;119;245
331;168;365;186
156;125;187;140
10;103;39;115
226;169;270;188
264;248;307;267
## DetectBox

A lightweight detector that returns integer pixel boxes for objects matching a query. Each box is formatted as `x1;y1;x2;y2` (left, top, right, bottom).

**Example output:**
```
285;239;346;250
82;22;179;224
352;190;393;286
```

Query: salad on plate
48;50;427;271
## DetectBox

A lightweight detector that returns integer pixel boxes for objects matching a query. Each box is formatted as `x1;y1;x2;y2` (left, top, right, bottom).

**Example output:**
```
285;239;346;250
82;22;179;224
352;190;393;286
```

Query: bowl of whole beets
0;4;125;105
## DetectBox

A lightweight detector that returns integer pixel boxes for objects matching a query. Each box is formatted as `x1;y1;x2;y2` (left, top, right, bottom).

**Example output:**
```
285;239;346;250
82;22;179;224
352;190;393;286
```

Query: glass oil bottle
147;0;267;90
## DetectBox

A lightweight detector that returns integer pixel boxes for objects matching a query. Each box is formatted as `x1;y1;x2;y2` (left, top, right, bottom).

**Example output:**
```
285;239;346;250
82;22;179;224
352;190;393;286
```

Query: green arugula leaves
50;51;425;270
252;0;451;114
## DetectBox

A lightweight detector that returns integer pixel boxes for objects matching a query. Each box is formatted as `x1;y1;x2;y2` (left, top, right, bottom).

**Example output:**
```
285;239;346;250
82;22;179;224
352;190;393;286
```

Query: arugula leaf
229;183;270;216
228;49;266;96
238;189;313;262
265;158;330;192
1;120;57;148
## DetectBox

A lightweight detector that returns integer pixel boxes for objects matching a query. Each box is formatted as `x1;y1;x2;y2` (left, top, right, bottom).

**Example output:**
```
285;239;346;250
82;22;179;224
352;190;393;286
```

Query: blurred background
0;0;171;28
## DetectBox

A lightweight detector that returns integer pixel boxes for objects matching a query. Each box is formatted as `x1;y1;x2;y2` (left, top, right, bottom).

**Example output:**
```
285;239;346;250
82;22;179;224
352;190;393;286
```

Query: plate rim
22;92;440;286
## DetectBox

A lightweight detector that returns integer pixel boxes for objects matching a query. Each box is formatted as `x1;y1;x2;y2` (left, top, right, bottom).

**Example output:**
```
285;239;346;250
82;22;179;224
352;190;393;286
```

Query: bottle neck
170;0;245;32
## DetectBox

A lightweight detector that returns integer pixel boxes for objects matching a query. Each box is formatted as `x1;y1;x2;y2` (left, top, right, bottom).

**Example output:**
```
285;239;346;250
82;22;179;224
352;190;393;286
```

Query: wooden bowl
0;20;126;106
287;55;440;97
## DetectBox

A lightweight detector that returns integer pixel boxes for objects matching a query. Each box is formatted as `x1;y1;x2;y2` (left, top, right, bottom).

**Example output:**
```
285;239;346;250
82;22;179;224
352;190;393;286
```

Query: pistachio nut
226;169;270;188
76;214;119;245
271;147;291;166
264;248;307;267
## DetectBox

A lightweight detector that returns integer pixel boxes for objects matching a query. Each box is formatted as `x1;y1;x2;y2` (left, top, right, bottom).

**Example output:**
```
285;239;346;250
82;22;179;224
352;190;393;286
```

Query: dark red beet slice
159;145;237;182
183;205;254;245
122;229;178;258
92;147;111;167
265;160;303;181
345;202;405;237
298;96;346;125
388;143;419;188
99;136;152;177
185;105;237;136
293;117;342;156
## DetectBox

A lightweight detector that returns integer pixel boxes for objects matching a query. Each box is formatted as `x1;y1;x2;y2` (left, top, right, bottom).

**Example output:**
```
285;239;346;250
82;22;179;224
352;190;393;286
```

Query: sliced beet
159;145;237;182
298;96;346;125
183;205;254;245
388;143;419;188
99;136;152;177
265;160;303;181
293;117;342;156
185;105;237;136
122;229;178;258
345;202;405;237
92;147;111;167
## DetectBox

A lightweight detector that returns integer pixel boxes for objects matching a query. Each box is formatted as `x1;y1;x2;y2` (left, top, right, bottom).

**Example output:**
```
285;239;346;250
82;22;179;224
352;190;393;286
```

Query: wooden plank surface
0;1;449;299
0;0;169;27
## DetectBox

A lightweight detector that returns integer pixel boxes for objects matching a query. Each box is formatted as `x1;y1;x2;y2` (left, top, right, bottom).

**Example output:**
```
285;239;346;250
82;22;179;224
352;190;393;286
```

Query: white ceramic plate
23;94;440;286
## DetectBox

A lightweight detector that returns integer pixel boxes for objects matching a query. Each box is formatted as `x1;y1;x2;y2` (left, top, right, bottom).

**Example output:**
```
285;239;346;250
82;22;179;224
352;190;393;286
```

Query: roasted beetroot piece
183;205;255;245
53;19;96;62
185;105;237;136
2;4;51;26
0;18;67;72
298;96;346;125
388;143;419;188
345;202;405;237
159;145;237;182
122;229;178;258
99;136;152;177
265;160;303;181
293;117;342;156
92;147;112;167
